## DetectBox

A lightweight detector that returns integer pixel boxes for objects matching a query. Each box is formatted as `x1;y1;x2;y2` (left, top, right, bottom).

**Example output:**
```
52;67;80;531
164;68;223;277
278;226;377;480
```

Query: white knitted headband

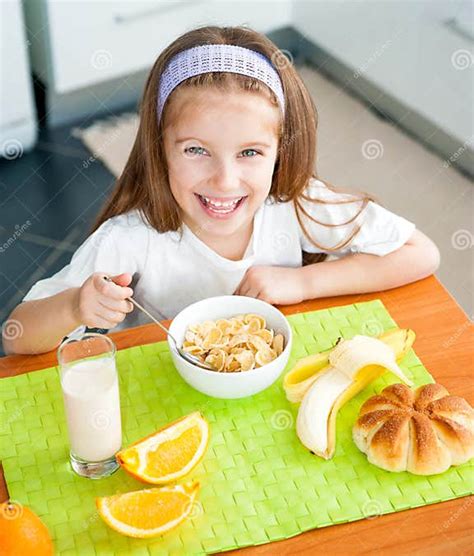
157;43;286;123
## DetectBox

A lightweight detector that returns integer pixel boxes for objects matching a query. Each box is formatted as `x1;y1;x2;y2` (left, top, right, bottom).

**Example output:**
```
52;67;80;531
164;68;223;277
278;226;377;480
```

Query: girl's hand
233;265;307;305
74;272;134;329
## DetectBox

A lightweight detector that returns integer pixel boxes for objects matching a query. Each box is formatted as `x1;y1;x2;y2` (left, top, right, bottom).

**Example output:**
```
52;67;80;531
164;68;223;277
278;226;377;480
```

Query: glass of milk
57;333;122;479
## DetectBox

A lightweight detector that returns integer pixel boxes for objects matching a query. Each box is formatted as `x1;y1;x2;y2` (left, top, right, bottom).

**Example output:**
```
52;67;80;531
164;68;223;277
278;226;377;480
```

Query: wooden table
1;276;473;554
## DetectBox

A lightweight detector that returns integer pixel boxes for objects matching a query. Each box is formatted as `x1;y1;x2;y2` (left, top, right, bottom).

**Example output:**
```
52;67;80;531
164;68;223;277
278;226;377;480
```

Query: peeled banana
284;329;415;460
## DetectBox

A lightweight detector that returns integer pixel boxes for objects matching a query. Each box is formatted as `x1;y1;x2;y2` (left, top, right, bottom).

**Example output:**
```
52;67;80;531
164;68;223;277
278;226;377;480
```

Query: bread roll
352;383;474;475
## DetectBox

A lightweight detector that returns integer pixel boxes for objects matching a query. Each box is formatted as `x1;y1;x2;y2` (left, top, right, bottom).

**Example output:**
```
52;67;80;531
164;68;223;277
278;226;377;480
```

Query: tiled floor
0;122;121;355
0;64;472;357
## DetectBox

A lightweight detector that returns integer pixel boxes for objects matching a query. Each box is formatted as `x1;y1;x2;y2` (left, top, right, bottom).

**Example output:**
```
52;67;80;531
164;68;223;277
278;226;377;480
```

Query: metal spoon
102;276;215;370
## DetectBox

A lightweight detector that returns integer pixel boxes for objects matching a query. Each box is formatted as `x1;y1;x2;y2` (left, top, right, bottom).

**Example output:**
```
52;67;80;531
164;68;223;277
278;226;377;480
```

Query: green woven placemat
1;299;472;555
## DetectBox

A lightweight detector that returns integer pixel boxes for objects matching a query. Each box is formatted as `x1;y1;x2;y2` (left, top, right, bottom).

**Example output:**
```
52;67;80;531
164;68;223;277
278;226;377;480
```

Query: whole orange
0;501;53;555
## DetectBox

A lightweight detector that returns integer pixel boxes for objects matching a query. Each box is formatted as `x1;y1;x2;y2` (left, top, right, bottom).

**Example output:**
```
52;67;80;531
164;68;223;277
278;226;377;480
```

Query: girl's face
163;88;280;246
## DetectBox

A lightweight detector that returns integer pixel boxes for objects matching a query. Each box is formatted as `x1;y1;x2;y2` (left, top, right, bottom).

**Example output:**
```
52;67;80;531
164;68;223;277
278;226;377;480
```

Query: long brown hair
91;25;376;265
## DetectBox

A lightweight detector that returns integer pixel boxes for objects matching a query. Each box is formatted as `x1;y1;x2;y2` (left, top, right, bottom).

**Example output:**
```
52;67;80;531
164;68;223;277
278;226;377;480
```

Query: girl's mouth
195;194;247;219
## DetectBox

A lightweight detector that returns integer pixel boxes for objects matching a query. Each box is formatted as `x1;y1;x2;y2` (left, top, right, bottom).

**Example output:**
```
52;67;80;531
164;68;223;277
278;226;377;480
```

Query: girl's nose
211;159;241;193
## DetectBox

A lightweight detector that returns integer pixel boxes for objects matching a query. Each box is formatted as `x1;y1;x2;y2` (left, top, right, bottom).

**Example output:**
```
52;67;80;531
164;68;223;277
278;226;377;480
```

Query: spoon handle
127;297;171;338
102;276;213;370
102;276;172;340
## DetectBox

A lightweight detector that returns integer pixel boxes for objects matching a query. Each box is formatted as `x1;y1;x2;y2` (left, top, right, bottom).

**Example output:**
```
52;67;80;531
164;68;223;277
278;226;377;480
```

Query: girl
4;25;439;355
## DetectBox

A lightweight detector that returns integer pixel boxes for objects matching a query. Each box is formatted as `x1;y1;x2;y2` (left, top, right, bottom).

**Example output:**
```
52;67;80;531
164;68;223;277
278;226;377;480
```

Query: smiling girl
4;25;439;355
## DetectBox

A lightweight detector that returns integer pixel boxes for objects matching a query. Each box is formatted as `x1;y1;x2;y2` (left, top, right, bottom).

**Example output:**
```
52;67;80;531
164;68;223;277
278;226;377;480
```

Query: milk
61;357;122;462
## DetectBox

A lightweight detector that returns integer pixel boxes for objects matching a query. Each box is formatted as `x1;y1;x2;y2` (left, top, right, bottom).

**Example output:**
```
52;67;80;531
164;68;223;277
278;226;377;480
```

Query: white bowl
168;295;293;399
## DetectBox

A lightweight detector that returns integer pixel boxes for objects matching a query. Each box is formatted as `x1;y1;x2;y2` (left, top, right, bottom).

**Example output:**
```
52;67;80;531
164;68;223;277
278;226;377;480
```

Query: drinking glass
57;333;122;479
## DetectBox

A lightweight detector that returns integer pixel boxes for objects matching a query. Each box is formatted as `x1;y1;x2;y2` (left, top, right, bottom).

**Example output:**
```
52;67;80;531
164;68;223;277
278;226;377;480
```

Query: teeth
204;196;239;207
200;195;243;210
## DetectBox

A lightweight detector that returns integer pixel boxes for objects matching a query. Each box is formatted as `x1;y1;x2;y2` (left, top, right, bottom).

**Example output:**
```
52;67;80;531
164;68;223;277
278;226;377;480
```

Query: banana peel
284;328;415;402
285;329;415;460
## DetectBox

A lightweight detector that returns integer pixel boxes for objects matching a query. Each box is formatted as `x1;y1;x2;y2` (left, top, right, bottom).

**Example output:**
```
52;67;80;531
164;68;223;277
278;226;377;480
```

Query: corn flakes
181;313;285;372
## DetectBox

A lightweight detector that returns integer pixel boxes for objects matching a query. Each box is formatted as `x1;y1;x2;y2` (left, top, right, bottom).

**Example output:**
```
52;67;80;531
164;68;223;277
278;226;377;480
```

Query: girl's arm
3;288;83;355
3;273;133;356
300;229;440;299
235;229;440;304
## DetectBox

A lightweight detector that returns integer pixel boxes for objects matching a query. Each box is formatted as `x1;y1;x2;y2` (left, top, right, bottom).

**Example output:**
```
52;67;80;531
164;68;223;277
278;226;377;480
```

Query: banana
284;328;415;403
286;330;415;460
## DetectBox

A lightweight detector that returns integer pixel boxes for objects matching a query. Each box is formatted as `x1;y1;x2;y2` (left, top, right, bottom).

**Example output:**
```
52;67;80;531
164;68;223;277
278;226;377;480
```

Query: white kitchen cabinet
293;0;473;175
20;0;472;175
23;0;292;94
0;0;38;157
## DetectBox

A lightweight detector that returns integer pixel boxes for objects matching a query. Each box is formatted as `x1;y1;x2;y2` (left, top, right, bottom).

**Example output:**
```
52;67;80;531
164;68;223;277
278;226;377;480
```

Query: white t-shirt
22;179;415;337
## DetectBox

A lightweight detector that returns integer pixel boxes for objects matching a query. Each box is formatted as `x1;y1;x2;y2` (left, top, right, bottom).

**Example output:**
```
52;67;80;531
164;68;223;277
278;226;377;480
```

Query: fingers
95;273;133;300
95;277;134;327
90;314;122;329
235;282;248;297
98;297;134;314
234;278;245;296
94;306;125;327
234;268;259;297
78;273;134;330
236;284;261;299
247;289;262;299
110;272;133;287
94;298;133;327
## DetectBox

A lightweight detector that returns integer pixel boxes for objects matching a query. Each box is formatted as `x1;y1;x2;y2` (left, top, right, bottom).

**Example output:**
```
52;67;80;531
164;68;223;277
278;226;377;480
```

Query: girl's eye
184;146;207;156
241;149;260;157
184;147;261;157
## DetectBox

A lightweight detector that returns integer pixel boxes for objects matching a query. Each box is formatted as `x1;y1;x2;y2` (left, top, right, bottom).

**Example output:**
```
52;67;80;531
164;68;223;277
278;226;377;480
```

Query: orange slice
96;482;199;538
116;411;209;484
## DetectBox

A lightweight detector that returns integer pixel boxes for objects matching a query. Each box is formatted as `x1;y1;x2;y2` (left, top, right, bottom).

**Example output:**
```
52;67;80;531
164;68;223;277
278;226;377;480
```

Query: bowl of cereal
168;295;293;398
